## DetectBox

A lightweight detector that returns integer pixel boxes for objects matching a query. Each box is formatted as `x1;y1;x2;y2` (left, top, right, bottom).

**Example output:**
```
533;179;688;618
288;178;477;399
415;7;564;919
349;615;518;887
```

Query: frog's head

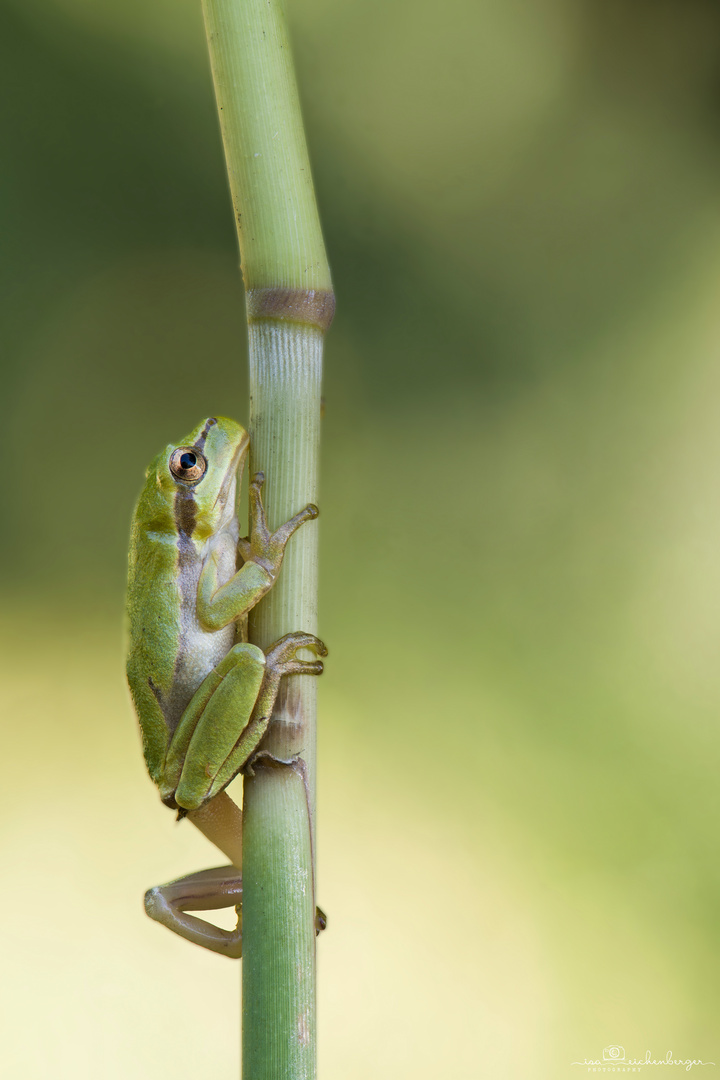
139;417;249;538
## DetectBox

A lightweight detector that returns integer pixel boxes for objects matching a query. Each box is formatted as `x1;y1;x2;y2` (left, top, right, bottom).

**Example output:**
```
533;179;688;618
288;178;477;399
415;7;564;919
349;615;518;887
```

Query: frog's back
127;521;183;694
126;509;188;780
127;489;238;778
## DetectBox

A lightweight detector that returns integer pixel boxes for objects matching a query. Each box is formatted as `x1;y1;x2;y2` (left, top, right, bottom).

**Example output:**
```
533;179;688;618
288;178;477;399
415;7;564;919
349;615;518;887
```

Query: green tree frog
126;416;326;957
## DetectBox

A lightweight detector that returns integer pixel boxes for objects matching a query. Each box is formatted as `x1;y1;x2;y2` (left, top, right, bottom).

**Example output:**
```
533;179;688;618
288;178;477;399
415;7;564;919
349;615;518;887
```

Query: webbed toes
279;659;324;677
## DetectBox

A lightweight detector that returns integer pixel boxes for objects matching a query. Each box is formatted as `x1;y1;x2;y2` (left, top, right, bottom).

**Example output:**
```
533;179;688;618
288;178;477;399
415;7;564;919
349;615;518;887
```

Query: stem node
247;288;336;333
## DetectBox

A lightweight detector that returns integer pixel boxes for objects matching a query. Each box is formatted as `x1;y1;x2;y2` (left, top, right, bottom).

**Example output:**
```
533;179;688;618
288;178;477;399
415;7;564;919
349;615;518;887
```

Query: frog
126;416;327;957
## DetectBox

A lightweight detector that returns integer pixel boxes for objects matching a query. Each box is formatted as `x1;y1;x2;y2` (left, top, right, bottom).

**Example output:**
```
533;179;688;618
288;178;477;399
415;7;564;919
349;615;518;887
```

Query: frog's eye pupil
169;446;207;483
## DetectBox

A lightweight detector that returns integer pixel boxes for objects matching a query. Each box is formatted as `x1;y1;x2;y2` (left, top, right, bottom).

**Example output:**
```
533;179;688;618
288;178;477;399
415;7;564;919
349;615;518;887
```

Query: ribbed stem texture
248;322;322;812
241;321;323;1080
242;764;317;1080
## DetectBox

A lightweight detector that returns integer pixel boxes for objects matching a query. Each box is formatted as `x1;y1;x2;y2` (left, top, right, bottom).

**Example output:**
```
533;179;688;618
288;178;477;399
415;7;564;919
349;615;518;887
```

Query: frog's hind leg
145;792;246;957
164;642;266;811
265;632;328;675
144;860;328;957
166;635;327;810
201;632;327;799
144;864;244;958
187;790;244;868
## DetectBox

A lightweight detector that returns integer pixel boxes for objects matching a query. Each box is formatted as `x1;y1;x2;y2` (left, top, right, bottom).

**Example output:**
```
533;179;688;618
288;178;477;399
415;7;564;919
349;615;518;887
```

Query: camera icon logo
603;1046;625;1062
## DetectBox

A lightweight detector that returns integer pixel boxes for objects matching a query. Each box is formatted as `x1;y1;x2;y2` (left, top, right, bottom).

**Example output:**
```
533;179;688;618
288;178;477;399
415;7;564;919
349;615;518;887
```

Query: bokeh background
3;0;720;1075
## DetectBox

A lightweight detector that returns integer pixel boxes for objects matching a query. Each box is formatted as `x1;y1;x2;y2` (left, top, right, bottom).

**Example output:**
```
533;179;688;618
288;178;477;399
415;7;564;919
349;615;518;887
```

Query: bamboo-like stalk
200;0;332;1077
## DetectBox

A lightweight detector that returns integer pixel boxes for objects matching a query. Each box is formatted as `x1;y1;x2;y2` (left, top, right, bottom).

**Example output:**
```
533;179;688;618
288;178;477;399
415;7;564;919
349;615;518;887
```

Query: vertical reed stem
200;0;332;1075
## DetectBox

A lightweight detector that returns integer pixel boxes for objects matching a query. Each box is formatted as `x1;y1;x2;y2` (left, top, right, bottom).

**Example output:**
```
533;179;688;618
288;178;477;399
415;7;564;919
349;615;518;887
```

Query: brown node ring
246;288;336;333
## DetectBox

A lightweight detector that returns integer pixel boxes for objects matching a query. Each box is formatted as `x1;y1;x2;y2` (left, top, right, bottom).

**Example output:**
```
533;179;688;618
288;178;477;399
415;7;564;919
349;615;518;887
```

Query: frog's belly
165;531;238;730
174;613;235;703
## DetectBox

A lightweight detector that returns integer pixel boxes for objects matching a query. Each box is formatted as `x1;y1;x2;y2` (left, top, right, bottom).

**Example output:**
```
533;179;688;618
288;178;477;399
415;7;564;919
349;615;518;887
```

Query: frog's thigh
163;644;256;791
175;643;265;810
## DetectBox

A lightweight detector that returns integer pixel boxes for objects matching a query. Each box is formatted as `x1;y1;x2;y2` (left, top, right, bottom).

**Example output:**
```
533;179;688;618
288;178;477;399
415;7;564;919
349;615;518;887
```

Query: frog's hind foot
241;633;326;767
265;632;327;677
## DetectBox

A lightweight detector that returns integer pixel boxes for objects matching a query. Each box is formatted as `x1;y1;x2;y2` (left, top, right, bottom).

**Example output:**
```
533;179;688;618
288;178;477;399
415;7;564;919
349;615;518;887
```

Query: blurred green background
3;0;720;1075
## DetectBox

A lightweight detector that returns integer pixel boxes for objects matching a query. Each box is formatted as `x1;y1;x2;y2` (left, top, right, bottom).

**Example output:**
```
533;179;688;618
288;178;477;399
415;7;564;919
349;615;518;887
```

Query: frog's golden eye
169;447;207;483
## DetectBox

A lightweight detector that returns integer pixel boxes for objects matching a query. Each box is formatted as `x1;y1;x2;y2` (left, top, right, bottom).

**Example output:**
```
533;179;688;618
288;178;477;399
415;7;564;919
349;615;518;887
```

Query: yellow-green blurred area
4;0;720;1074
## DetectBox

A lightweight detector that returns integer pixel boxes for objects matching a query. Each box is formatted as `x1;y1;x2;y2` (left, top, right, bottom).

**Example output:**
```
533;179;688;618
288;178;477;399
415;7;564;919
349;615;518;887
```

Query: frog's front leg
197;471;318;631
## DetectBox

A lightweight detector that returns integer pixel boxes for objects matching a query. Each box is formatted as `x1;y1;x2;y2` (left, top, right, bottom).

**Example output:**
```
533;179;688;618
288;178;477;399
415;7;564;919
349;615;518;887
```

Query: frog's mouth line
213;432;250;526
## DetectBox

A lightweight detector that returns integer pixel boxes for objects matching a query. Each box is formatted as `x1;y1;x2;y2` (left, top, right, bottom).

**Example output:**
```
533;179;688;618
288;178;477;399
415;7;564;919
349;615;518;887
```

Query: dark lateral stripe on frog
161;417;218;735
175;487;197;539
193;416;217;452
172;416;216;541
151;488;199;736
173;418;212;631
165;438;206;732
173;486;198;626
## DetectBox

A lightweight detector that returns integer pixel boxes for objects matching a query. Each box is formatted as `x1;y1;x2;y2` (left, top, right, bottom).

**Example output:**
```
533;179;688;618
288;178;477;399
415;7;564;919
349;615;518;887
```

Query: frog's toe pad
315;906;328;934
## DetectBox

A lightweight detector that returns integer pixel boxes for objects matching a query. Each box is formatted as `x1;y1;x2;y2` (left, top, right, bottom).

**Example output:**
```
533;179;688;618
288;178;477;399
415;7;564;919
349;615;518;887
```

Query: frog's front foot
265;632;328;677
237;472;319;575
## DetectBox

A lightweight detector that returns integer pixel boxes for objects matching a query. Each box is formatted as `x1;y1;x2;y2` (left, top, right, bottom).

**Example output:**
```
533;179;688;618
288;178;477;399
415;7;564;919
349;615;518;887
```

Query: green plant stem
200;0;332;1077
